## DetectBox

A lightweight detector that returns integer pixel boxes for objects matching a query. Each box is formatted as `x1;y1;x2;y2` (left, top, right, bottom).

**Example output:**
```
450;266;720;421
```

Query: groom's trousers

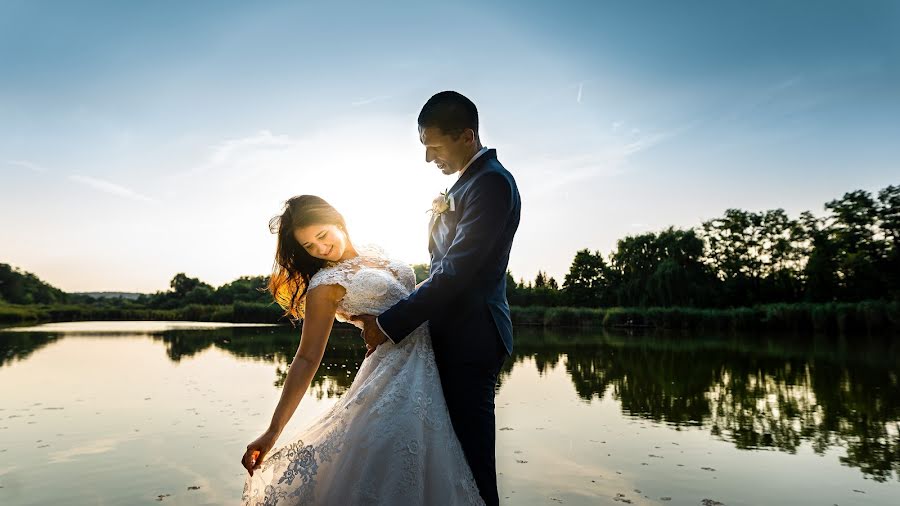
434;335;508;506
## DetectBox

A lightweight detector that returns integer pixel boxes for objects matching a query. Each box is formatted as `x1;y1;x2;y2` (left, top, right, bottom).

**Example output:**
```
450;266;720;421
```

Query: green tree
801;211;838;302
505;271;517;303
214;275;269;304
547;276;559;291
411;263;430;285
610;228;710;307
562;249;608;307
824;190;883;300
700;209;806;305
876;185;900;297
0;263;66;304
170;273;209;298
700;209;765;305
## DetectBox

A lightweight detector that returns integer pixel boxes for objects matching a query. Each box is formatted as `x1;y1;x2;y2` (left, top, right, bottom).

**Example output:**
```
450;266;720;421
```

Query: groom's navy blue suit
378;148;519;505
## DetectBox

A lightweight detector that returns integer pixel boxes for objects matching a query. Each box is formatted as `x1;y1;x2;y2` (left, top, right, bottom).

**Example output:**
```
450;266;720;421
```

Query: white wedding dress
241;245;484;505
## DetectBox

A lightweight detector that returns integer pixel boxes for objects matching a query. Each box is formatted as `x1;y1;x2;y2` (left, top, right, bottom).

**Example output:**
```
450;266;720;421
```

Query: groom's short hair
418;91;479;140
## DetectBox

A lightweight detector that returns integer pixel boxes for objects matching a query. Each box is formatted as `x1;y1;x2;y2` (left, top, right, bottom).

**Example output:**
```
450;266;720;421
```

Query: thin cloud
7;159;49;173
619;121;698;157
352;95;391;107
576;83;583;103
208;130;295;166
526;122;697;196
620;131;673;156
69;174;155;202
168;129;298;182
719;75;803;124
521;152;626;197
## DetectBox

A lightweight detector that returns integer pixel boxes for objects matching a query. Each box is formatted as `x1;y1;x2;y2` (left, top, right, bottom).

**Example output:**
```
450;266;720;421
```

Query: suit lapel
429;149;498;241
449;149;495;194
429;212;438;234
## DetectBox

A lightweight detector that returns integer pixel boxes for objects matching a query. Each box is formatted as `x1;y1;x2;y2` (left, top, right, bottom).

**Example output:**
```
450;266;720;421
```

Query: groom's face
419;125;473;175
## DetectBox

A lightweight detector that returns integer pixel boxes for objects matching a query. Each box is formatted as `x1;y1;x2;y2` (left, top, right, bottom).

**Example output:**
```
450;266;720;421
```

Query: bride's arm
265;284;344;437
242;283;345;475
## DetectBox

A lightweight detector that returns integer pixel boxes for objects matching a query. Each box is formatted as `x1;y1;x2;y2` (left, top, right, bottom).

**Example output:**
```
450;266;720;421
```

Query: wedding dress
241;245;484;505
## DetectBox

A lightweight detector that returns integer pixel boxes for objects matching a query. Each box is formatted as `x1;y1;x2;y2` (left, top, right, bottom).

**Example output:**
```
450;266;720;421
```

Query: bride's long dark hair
268;195;348;321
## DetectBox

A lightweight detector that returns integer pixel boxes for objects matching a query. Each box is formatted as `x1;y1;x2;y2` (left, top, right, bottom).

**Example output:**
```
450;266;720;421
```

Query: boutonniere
428;188;455;217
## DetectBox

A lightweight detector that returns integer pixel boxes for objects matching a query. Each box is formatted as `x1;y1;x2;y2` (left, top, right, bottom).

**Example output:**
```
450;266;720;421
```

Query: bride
240;195;484;505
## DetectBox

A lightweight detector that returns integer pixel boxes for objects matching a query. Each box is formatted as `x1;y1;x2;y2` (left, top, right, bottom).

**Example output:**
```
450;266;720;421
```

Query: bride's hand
241;429;279;477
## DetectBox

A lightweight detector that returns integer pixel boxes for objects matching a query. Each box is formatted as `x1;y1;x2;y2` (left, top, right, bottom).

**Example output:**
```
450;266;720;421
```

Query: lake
1;321;898;505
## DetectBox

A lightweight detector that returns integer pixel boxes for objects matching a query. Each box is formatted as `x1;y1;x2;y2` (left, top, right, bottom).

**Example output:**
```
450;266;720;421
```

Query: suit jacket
378;149;520;362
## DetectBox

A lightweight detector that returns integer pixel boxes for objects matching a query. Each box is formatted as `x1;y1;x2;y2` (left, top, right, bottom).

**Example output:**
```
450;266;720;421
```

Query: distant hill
73;292;145;301
0;264;149;303
0;263;66;304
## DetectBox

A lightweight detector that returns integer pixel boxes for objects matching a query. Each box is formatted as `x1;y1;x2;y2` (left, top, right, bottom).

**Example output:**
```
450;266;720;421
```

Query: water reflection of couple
240;91;521;505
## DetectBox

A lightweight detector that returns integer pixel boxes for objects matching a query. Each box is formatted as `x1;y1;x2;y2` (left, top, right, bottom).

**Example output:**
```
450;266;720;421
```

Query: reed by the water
4;299;898;336
511;300;900;335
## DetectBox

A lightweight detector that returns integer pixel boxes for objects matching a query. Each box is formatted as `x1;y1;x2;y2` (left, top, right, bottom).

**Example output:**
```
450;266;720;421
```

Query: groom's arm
377;171;514;343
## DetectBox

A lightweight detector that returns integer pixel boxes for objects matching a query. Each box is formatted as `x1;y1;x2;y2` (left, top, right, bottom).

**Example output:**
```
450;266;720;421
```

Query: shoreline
2;299;897;336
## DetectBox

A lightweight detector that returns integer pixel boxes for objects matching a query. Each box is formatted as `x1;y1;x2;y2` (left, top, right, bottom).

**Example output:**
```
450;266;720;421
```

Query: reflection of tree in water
806;358;899;481
273;333;363;398
576;345;712;425
146;324;900;481
706;353;900;481
0;331;61;367
511;328;900;482
708;356;818;451
151;325;366;395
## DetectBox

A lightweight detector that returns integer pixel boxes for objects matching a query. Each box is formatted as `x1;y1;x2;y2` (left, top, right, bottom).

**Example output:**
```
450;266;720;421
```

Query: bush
0;304;40;323
233;301;285;323
510;306;546;326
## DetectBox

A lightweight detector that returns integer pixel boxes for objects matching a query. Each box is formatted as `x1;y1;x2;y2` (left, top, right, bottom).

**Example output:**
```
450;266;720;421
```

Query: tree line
505;184;899;308
2;184;897;328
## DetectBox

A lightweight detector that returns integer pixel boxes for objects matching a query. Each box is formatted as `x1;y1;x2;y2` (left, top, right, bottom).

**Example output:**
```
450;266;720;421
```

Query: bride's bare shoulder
306;283;345;306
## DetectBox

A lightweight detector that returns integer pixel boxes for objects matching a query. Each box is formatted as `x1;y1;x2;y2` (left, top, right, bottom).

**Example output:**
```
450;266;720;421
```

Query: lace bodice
307;244;416;327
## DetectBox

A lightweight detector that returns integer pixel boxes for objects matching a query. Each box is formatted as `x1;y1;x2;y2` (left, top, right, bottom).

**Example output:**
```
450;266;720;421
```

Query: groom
356;90;520;505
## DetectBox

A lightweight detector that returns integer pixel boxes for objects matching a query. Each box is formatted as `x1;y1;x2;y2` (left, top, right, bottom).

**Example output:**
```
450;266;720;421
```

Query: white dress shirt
458;146;489;178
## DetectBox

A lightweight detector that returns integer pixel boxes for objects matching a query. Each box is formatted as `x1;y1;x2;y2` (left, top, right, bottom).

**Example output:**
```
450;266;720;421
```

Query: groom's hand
352;314;388;353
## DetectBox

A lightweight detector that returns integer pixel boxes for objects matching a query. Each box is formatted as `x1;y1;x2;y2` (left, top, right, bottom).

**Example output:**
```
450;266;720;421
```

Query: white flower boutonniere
428;188;455;217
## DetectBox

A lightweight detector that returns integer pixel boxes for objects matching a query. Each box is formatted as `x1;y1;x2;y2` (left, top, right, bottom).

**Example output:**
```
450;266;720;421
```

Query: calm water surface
0;321;898;505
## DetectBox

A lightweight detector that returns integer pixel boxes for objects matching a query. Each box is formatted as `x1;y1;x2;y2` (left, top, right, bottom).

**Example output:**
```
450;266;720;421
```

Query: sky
1;0;898;293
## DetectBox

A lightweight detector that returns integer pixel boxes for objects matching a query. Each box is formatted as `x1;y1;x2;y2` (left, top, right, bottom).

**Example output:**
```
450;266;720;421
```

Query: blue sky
1;0;898;292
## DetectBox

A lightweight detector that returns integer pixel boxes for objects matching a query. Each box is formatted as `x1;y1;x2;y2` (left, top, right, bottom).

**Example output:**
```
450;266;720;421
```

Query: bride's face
293;224;347;262
419;125;474;175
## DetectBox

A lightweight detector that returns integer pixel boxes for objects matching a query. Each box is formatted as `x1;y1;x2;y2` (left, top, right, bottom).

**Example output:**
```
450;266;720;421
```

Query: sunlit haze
1;1;897;292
